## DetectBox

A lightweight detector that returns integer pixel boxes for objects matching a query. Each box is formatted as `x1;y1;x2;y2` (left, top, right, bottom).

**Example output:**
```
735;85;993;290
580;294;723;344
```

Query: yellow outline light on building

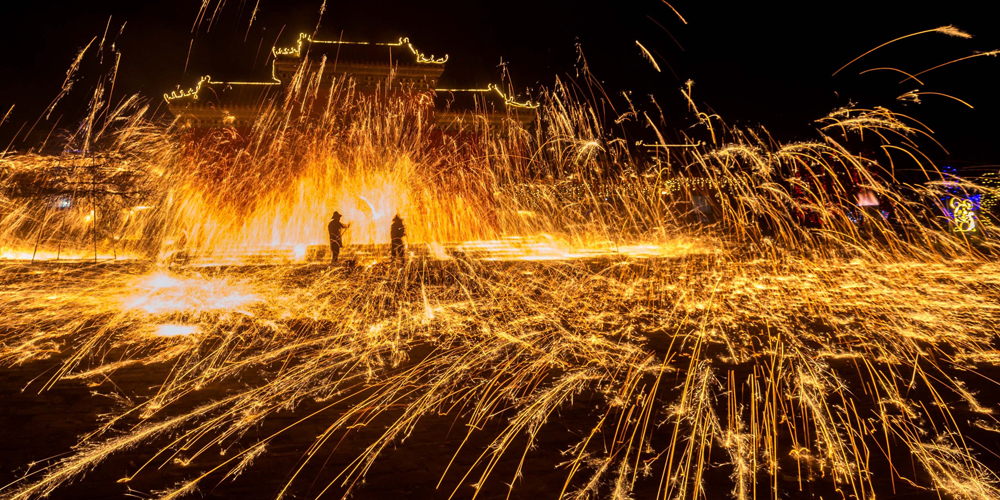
271;33;448;65
434;84;539;109
164;75;281;103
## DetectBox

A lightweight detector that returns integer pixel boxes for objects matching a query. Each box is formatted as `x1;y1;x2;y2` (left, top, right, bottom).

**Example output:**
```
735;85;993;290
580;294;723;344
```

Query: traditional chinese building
164;33;536;130
434;84;538;131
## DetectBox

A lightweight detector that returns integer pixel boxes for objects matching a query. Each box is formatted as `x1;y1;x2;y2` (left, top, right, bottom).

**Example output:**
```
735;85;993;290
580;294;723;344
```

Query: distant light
292;244;307;261
155;324;199;337
857;190;879;207
950;197;977;233
52;196;72;209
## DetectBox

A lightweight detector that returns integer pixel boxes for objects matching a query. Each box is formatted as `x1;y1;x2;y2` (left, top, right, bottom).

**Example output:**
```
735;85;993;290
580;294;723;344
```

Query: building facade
164;33;535;130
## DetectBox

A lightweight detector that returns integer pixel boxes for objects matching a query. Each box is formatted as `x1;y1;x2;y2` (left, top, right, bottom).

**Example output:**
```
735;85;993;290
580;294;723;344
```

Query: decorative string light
950;196;977;232
272;33;448;64
168;33;446;103
980;171;999;229
164;75;281;103
434;84;539;109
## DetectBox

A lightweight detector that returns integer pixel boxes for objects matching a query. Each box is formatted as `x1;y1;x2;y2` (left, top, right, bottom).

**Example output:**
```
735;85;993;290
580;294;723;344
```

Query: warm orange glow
4;21;1000;500
154;324;199;337
123;272;259;315
168;156;496;260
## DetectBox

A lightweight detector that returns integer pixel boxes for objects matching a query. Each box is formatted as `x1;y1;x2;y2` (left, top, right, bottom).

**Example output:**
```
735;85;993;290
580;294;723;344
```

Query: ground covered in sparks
2;248;1000;500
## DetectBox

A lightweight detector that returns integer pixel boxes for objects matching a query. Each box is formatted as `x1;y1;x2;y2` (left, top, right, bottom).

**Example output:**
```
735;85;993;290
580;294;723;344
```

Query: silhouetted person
390;214;406;260
328;211;349;264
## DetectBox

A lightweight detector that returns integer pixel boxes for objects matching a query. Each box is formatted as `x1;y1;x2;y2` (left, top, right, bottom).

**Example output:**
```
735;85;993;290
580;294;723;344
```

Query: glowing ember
123;272;260;315
154;324;199;337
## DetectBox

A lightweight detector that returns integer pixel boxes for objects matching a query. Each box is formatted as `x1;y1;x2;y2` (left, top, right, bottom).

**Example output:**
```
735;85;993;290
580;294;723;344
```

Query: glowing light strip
271;33;310;56
434;84;538;109
272;33;448;64
169;33;448;104
164;75;281;103
398;37;448;65
164;76;209;103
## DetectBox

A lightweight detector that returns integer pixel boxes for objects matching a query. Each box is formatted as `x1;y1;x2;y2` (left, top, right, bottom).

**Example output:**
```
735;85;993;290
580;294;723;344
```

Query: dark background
1;0;997;167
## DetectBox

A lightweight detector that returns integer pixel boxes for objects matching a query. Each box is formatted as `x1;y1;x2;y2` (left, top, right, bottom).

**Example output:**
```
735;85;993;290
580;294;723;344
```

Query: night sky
2;0;998;166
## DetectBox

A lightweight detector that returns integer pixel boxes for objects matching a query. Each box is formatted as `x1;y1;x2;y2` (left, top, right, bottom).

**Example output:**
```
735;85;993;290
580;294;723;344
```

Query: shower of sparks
2;26;1000;500
154;324;199;337
831;25;973;76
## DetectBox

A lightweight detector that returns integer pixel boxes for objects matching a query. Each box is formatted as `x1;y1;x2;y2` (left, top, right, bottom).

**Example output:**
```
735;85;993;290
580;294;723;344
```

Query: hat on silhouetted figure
332;211;341;219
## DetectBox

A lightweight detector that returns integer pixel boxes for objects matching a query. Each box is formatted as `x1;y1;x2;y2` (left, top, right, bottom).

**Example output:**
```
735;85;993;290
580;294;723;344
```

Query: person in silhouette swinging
328;211;349;264
390;214;406;260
